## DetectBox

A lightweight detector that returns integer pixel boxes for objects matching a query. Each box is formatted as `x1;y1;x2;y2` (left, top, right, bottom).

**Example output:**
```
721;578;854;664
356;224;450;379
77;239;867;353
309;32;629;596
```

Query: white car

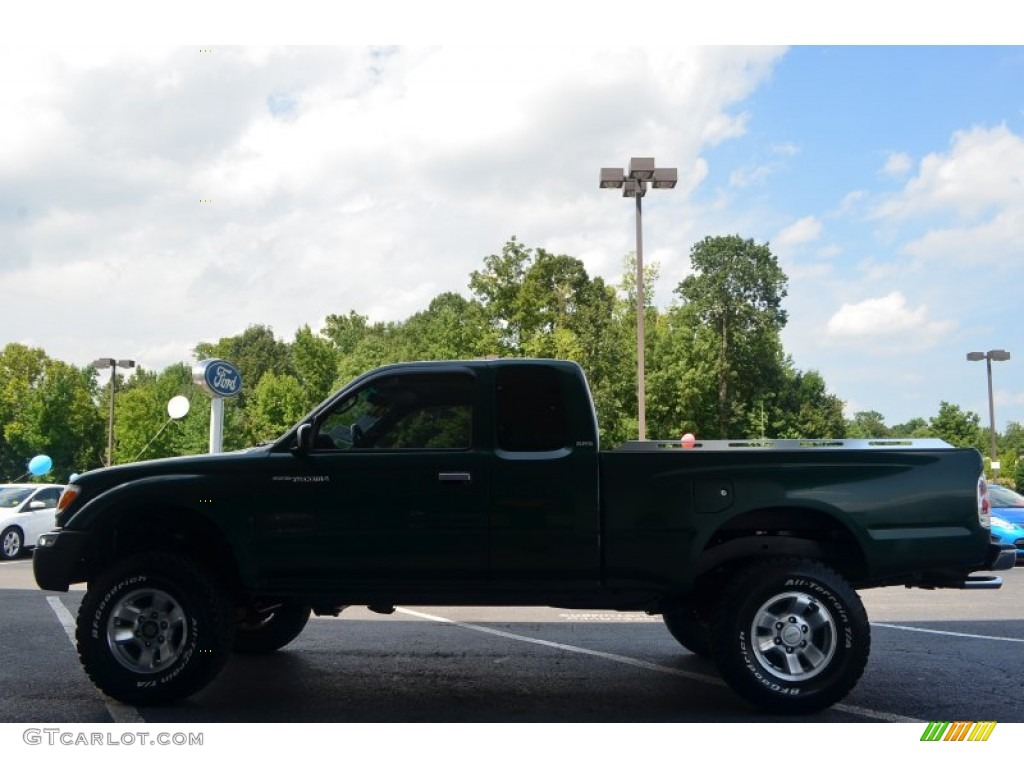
0;484;64;560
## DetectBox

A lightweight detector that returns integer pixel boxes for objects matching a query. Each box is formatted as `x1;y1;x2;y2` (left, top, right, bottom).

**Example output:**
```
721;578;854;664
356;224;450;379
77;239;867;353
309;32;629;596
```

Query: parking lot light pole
966;349;1010;475
92;357;136;466
600;158;677;441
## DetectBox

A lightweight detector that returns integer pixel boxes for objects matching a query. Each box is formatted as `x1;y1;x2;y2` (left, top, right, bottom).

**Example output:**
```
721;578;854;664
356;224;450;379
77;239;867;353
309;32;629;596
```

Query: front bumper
32;530;95;592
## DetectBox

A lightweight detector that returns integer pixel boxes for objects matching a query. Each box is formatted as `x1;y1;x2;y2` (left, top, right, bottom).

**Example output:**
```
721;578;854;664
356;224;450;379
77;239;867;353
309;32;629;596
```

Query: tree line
2;235;1018;486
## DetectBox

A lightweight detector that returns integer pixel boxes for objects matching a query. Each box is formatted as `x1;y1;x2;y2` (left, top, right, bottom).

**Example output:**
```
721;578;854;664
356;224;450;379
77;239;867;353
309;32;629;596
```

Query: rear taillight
978;475;991;529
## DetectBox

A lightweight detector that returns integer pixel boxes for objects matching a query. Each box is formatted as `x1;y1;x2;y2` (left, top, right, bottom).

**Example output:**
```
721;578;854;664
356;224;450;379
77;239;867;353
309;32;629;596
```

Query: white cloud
901;207;1024;266
825;291;955;347
776;215;822;248
881;151;912;177
875;124;1024;220
839;190;867;214
0;45;786;372
727;141;800;190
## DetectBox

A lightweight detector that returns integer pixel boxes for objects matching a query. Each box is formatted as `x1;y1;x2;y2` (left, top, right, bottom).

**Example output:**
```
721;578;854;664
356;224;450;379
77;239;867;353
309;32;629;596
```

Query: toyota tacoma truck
34;358;1014;714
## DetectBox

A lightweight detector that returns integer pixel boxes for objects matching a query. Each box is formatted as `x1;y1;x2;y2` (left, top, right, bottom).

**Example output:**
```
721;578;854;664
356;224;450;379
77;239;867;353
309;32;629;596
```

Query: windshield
988;484;1024;508
0;488;32;508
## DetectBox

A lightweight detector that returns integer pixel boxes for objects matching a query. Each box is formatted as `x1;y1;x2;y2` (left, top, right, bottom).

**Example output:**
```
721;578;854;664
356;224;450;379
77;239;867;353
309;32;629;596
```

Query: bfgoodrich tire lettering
710;558;870;714
75;552;235;705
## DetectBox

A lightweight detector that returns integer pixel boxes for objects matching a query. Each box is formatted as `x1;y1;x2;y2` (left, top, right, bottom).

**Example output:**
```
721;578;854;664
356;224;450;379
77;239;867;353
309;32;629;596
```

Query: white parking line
45;596;146;724
394;607;922;723
872;622;1024;642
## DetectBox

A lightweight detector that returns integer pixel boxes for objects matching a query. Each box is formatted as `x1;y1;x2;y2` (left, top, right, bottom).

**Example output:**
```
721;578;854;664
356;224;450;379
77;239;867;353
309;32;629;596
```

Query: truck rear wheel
76;552;235;705
234;602;311;654
710;558;870;714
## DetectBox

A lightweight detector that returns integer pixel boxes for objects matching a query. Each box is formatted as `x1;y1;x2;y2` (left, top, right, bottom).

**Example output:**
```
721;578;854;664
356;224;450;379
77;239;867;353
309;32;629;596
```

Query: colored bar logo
921;722;997;742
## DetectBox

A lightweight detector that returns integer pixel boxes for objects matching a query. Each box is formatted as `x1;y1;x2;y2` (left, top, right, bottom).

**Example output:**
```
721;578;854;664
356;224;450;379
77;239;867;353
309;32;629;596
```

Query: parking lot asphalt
1;557;1021;725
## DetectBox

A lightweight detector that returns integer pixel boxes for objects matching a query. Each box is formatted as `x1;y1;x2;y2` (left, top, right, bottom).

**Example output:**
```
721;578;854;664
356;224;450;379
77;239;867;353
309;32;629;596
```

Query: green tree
322;311;370;356
847;411;890;439
646;302;719;440
674;235;788;438
246;372;308;444
6;358;103;480
929;402;981;448
579;257;639;447
114;365;209;463
765;367;847;439
469;237;532;353
291;325;340;411
999;421;1024;485
0;344;50;480
890;417;931;438
398;293;498;361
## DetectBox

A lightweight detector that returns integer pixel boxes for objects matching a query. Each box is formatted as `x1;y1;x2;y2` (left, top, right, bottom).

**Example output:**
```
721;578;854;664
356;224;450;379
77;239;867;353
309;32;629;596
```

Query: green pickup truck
34;358;1013;714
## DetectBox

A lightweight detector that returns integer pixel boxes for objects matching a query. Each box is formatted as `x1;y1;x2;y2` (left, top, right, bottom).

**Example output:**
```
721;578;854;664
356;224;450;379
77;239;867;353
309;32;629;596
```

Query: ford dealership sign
193;359;242;398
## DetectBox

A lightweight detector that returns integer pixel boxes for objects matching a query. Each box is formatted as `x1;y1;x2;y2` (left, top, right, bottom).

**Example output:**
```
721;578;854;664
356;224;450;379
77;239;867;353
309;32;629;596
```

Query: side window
316;373;474;451
33;488;61;508
495;366;568;452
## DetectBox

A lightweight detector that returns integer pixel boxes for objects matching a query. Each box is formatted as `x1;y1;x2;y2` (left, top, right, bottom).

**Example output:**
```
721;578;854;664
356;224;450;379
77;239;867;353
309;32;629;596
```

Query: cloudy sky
3;36;1023;431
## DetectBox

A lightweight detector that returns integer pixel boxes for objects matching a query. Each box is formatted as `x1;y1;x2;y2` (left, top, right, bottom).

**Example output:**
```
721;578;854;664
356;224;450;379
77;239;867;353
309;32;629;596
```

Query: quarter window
495;366;568;452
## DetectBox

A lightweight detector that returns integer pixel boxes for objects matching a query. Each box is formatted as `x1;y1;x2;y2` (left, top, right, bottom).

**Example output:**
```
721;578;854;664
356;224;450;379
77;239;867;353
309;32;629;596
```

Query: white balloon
167;395;191;420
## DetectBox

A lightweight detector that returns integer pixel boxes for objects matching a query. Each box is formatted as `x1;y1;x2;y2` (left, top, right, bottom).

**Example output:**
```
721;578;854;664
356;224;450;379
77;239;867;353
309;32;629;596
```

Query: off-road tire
76;552;235;705
234;602;311;654
710;557;870;714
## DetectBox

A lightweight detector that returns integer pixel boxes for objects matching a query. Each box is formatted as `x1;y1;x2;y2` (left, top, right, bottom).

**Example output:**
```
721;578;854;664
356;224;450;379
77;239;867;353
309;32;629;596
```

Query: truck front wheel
710;558;870;714
76;552;235;705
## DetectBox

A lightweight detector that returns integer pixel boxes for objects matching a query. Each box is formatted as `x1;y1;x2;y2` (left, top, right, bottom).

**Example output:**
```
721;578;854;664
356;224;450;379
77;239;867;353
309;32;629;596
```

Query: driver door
255;369;488;590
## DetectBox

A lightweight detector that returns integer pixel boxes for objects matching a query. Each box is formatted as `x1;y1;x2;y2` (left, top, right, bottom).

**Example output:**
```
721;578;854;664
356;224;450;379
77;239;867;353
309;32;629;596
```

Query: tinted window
317;373;474;451
33;488;61;508
989;485;1024;507
495;366;568;452
0;488;32;508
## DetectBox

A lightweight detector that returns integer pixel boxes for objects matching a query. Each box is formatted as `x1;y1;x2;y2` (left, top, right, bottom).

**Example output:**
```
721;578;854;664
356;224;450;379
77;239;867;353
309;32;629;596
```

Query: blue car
988;484;1024;525
991;515;1024;565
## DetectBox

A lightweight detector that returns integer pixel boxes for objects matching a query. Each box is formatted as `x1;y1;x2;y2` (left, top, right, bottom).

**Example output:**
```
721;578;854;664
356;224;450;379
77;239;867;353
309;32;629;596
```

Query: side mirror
295;423;313;454
28;500;47;511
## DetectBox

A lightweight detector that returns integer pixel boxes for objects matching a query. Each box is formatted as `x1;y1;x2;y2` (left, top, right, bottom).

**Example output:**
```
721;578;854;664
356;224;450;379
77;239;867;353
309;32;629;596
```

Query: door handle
438;471;472;485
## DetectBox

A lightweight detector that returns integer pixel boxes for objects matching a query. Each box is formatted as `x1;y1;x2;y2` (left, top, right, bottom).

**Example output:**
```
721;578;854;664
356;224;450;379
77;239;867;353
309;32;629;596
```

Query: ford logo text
192;359;243;399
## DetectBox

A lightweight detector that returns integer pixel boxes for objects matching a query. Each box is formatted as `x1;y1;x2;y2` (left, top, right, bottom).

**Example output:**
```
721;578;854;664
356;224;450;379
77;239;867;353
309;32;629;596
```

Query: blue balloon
28;454;52;476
